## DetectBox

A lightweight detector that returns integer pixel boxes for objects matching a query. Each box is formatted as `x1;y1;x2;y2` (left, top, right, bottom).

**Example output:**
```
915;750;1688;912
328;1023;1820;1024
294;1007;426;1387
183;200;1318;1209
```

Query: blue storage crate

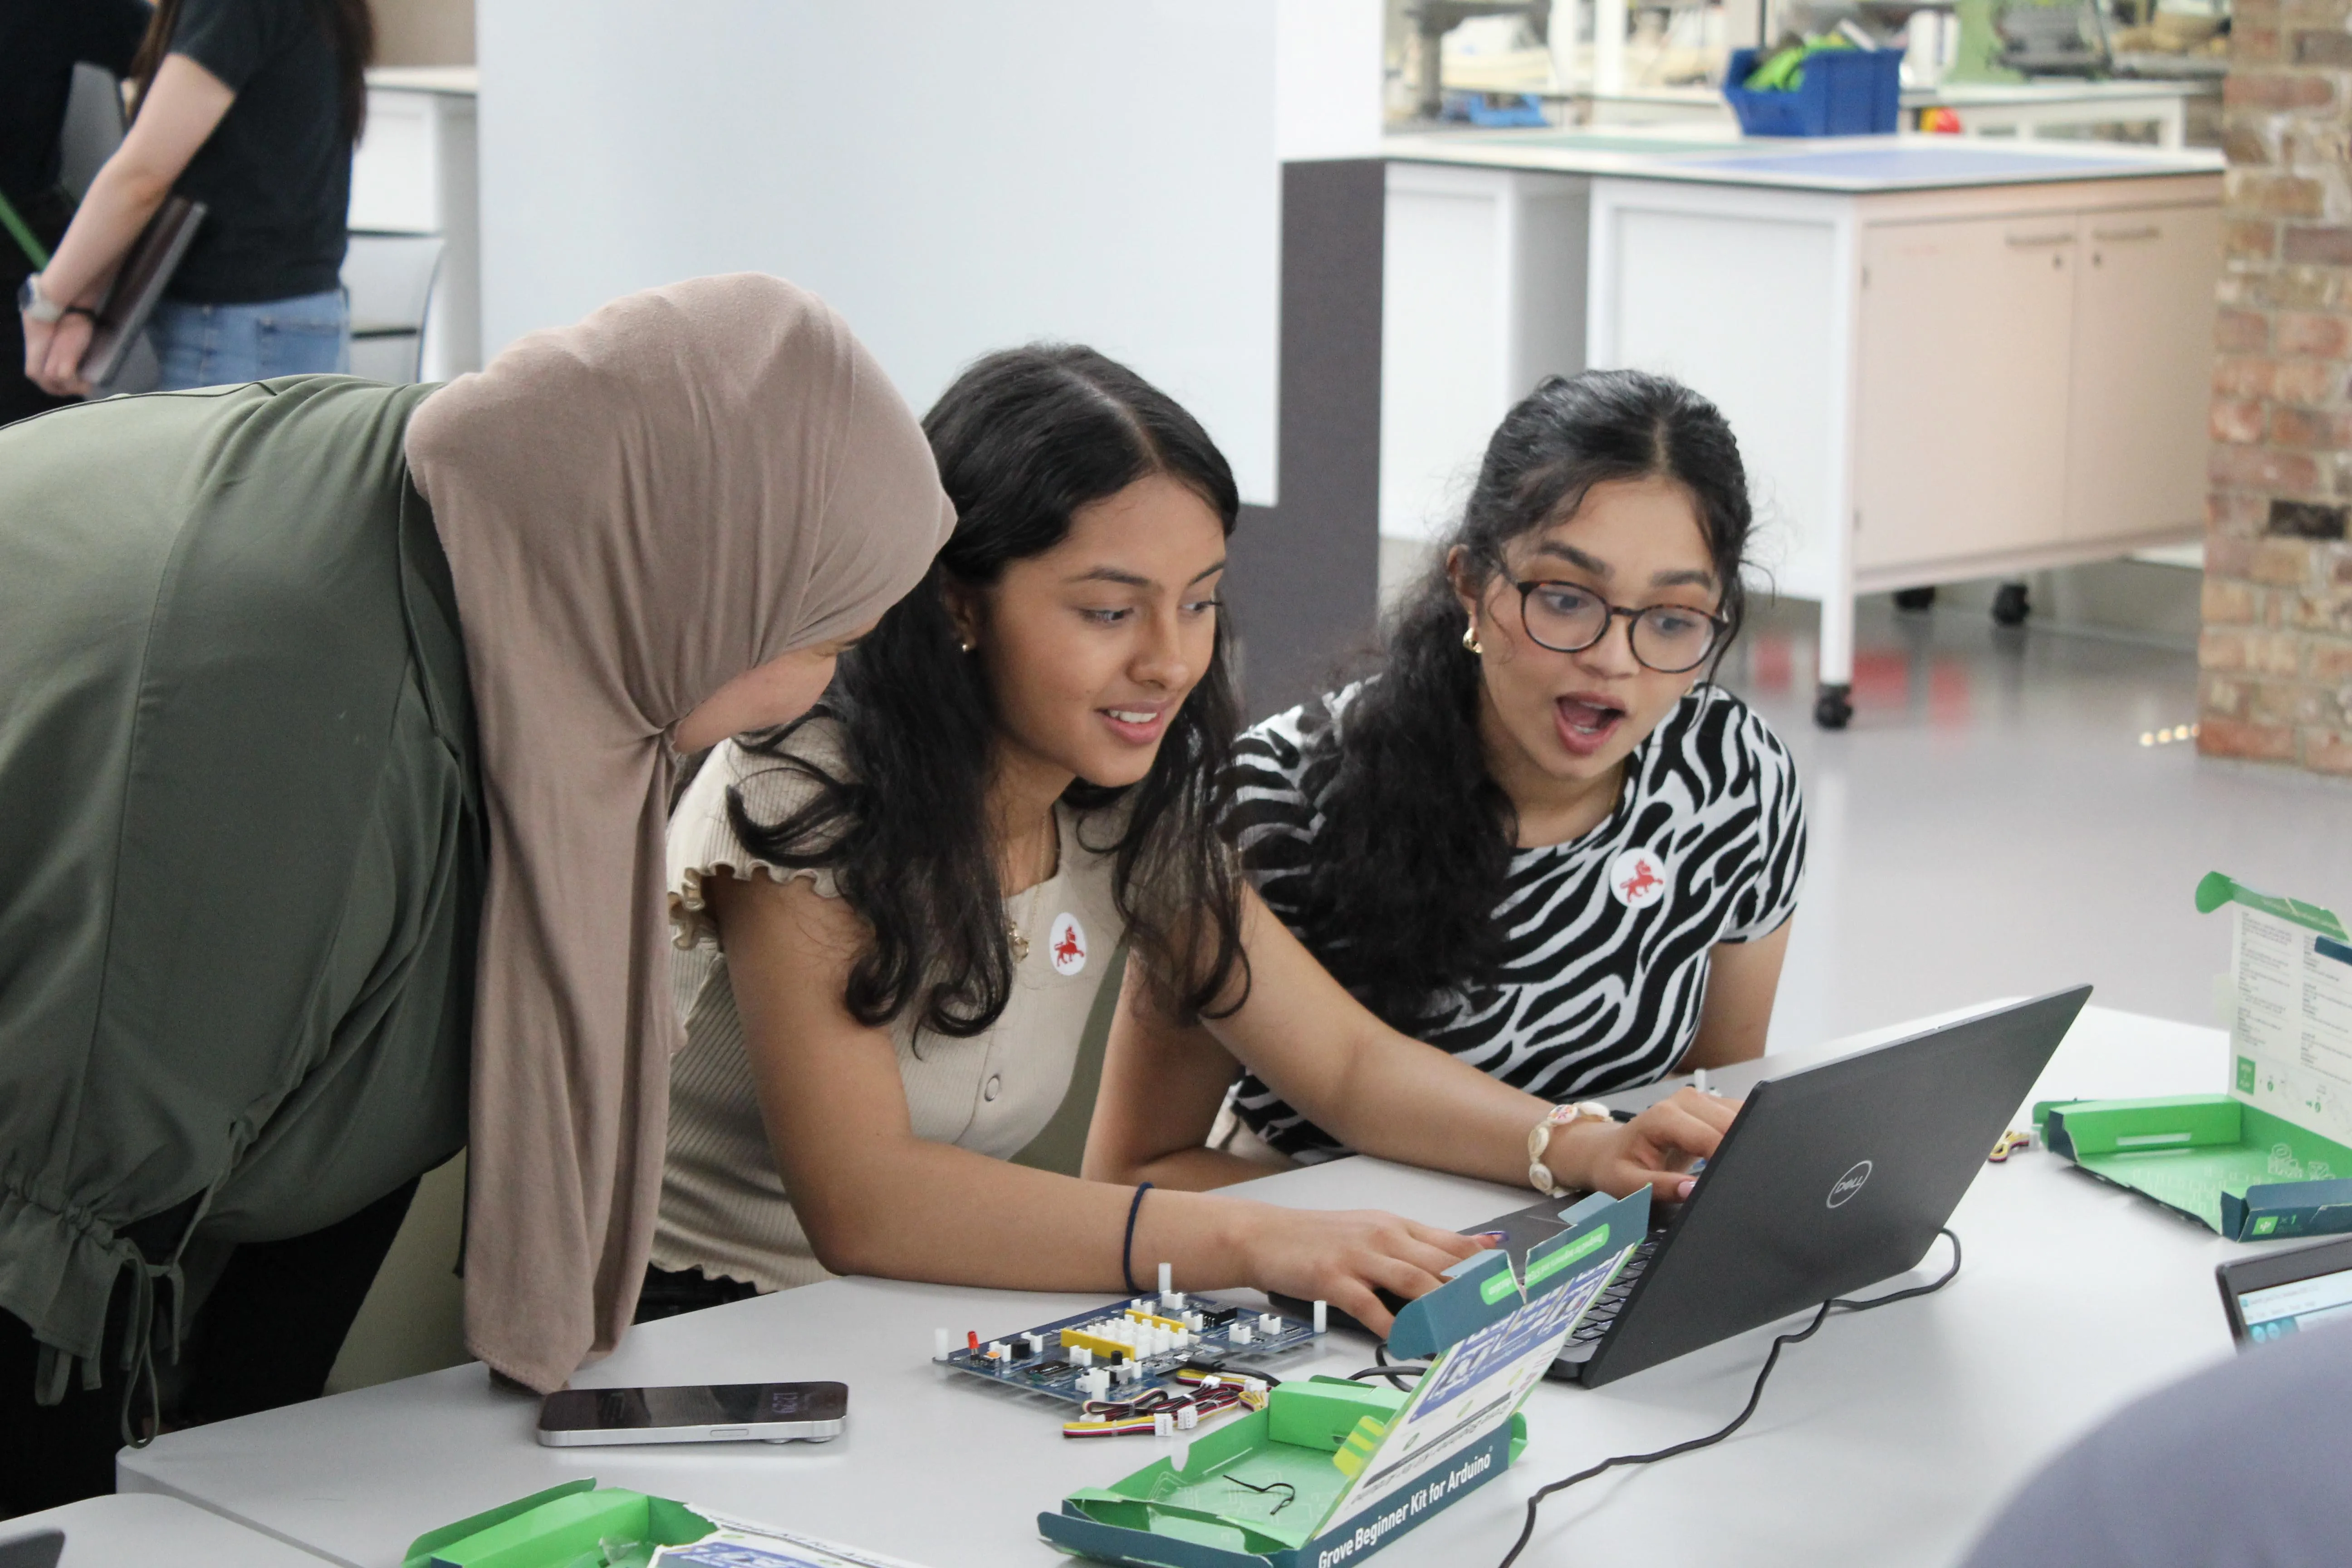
1721;46;1901;137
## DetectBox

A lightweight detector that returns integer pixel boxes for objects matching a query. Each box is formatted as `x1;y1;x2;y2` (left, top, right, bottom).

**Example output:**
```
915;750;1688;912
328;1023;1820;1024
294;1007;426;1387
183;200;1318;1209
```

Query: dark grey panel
1225;159;1387;721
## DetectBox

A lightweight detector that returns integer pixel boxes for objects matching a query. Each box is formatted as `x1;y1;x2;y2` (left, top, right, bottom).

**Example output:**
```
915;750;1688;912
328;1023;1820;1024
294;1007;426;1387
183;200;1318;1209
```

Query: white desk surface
1380;127;2223;191
1;1493;330;1566
121;1004;2253;1568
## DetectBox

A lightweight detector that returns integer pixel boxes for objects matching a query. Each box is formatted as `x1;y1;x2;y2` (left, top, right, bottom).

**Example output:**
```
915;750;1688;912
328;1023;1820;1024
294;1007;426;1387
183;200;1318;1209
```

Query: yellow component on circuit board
1060;1328;1131;1361
1124;1308;1186;1334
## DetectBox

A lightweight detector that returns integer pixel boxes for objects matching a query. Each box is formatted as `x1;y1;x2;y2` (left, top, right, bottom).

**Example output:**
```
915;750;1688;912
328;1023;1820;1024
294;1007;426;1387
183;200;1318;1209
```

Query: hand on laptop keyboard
1547;1086;1740;1203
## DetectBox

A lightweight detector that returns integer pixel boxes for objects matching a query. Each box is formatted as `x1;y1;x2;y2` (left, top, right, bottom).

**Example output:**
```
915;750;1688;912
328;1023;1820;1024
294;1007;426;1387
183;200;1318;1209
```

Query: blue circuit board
936;1294;1323;1406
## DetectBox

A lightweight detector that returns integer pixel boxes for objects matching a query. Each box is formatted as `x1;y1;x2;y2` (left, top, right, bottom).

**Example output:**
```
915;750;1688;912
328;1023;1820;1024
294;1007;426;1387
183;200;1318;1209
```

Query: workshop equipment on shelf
1722;44;1903;135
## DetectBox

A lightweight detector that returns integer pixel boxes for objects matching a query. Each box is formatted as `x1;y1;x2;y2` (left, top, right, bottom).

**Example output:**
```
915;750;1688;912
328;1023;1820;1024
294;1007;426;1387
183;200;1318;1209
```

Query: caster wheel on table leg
1813;683;1852;730
1893;586;1936;612
1991;582;2030;627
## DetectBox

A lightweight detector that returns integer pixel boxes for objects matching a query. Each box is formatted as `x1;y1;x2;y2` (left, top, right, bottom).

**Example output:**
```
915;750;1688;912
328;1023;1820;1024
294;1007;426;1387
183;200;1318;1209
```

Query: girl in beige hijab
0;273;952;1511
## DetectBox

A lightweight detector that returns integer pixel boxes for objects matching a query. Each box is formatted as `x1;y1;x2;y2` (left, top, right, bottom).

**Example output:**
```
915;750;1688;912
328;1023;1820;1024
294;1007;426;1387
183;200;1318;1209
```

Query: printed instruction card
2207;873;2352;1150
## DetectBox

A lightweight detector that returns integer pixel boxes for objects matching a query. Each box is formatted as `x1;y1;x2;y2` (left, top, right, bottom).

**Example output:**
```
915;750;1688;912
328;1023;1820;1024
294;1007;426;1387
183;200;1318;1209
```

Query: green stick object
0;187;53;272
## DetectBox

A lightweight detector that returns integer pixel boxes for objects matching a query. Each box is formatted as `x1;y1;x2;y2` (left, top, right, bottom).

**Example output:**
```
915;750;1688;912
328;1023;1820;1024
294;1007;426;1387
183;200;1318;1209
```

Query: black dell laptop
1450;986;2090;1388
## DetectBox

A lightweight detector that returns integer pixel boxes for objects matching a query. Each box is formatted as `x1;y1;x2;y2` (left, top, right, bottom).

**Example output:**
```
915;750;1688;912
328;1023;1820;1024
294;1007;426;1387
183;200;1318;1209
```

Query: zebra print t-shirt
1227;681;1806;1161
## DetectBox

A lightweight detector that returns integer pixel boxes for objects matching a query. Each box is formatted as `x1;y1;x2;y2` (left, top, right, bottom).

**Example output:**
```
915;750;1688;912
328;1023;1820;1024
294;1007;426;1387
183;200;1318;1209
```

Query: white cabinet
1375;146;2222;724
1852;213;2079;572
1854;201;2220;573
2065;205;2223;545
350;71;480;381
1582;171;2219;725
1380;163;1590;541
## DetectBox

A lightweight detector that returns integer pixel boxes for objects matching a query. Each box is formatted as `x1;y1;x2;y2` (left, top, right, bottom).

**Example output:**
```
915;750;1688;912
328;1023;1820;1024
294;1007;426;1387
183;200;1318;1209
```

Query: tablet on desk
0;1532;63;1568
2217;1235;2352;1345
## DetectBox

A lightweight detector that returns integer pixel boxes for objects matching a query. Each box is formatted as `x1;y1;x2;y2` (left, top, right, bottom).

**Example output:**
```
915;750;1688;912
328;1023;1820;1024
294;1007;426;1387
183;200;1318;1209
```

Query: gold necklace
1005;809;1058;963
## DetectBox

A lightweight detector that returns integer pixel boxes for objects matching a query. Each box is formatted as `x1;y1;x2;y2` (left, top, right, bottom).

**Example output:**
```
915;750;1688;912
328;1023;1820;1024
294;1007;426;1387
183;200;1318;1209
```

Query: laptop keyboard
1568;1236;1661;1343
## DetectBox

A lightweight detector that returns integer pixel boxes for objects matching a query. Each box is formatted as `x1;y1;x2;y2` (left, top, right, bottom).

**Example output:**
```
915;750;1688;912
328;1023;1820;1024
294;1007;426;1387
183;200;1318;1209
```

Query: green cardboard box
2041;1094;2352;1241
403;1483;714;1568
1040;1190;1649;1568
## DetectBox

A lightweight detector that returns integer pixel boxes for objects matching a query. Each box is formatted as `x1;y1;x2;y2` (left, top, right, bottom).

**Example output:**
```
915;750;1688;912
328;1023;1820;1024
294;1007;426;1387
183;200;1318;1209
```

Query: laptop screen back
1580;986;2090;1387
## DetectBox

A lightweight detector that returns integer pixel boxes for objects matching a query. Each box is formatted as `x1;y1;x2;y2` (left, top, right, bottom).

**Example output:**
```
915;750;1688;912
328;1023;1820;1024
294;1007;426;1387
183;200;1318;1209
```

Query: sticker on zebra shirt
1607;847;1671;910
1048;913;1088;976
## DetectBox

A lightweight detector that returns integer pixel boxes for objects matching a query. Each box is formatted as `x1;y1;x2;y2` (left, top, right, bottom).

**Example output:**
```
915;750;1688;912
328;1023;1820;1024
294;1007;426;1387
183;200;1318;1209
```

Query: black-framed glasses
1513;580;1728;674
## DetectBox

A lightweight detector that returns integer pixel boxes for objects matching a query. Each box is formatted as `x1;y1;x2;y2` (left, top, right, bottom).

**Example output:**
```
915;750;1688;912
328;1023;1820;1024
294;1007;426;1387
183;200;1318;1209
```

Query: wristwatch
1527;1101;1615;1198
17;275;86;325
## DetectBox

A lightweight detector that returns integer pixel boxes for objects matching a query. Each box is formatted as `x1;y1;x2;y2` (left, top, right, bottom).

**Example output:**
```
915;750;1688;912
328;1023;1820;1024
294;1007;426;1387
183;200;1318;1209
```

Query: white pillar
1594;0;1627;95
1548;0;1583;93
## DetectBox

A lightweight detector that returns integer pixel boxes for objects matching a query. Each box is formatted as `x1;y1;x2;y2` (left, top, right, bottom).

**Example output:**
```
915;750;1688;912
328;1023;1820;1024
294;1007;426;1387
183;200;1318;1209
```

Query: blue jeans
150;289;350;391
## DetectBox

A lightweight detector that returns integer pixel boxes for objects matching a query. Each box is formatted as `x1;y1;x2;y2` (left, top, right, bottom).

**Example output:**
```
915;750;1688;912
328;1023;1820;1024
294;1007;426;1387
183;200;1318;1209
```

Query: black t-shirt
0;0;152;209
166;0;351;303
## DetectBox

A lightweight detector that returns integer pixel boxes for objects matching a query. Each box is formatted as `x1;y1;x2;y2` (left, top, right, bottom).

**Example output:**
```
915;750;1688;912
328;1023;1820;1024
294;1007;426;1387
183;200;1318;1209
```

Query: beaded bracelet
1527;1102;1613;1197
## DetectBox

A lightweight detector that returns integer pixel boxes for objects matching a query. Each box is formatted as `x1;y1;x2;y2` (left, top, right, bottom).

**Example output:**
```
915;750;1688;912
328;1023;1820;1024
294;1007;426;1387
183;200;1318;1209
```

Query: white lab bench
350;67;480;382
113;1005;2249;1568
1374;130;2222;726
0;1494;330;1566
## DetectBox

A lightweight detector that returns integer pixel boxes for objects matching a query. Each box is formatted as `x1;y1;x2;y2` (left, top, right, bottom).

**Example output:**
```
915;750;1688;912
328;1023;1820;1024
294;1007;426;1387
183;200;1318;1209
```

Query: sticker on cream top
1048;913;1088;977
1607;847;1671;910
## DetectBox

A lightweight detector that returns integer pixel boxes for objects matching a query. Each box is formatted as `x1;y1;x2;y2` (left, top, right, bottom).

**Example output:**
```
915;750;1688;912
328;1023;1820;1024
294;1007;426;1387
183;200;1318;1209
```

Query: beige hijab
404;274;954;1392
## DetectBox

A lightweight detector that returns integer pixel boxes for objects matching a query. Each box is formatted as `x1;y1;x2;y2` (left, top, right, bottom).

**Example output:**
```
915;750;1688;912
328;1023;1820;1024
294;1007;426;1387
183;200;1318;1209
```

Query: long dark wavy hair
132;0;374;145
1277;369;1754;1030
730;345;1251;1037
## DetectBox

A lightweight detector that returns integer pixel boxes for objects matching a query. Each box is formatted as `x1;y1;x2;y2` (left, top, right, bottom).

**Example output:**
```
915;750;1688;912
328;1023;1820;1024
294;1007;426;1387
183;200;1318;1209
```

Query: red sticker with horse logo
1607;848;1670;910
1049;913;1088;977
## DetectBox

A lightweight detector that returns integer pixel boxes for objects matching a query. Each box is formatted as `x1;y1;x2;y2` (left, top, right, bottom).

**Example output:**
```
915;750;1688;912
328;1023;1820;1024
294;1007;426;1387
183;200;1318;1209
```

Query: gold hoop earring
1462;621;1484;656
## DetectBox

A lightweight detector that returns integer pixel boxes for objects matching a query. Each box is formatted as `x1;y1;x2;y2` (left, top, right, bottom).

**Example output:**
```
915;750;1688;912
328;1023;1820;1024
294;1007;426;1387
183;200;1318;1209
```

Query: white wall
1277;0;1384;161
475;0;1281;502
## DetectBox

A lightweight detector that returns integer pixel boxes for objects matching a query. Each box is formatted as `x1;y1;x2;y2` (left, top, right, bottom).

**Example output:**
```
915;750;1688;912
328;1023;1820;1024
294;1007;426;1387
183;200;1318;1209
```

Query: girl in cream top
655;719;1126;1291
641;345;1732;1334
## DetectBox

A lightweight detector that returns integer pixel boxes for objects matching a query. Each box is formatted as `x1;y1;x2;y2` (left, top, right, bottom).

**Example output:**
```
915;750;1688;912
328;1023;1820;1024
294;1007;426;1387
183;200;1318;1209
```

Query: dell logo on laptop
1827;1161;1874;1208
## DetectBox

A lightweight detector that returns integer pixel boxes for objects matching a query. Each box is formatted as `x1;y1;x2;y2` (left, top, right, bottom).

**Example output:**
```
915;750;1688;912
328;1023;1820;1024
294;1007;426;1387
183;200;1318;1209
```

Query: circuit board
935;1293;1323;1407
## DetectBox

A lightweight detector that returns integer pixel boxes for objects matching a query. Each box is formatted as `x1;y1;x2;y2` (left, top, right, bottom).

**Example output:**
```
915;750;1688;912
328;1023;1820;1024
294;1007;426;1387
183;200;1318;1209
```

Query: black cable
1350;1343;1430;1390
1225;1474;1298;1515
1496;1228;1964;1568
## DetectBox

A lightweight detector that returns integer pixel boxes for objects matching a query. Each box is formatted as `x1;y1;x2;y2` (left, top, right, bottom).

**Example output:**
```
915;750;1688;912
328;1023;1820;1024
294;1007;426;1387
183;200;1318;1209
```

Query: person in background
0;275;953;1514
643;346;1731;1332
18;0;368;396
0;0;151;422
1955;1319;2352;1568
1088;369;1805;1187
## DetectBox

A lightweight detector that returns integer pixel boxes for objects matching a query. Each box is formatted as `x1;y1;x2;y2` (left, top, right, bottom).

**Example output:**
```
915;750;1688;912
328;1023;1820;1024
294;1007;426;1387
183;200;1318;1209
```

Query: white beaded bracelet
1527;1101;1615;1197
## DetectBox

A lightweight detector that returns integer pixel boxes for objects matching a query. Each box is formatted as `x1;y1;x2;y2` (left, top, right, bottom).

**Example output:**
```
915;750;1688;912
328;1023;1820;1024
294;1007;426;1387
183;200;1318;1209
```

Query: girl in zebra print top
1088;369;1803;1177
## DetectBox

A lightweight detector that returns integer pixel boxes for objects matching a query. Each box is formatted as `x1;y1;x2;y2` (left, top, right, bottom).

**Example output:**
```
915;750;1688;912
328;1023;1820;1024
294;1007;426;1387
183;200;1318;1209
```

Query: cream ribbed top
653;721;1127;1292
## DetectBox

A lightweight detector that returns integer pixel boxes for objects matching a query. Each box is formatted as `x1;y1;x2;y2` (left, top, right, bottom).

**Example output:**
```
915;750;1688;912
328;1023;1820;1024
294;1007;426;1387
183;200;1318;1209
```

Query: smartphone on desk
536;1381;846;1447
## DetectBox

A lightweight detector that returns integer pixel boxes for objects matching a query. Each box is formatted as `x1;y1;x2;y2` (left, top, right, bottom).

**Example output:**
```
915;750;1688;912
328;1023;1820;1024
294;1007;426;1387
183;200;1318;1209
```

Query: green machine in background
1948;0;2026;82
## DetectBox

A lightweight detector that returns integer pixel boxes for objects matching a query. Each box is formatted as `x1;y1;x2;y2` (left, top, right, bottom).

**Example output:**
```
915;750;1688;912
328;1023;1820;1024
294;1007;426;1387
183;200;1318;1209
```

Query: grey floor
1715;584;2352;1052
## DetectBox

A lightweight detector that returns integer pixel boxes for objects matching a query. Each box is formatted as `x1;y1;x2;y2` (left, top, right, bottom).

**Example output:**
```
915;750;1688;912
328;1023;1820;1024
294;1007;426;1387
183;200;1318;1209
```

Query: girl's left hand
1558;1087;1740;1203
24;309;95;397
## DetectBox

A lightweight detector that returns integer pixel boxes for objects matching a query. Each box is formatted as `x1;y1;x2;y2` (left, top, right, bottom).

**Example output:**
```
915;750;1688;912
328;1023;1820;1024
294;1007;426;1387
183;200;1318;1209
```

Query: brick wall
2203;0;2352;774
